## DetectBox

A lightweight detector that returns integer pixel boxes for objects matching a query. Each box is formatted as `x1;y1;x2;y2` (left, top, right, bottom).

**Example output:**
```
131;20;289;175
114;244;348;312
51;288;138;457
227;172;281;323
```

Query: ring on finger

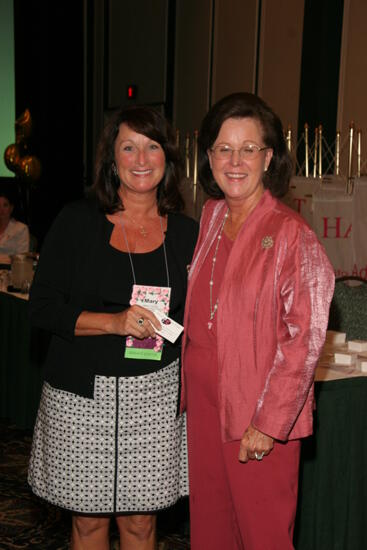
137;317;144;326
254;451;265;461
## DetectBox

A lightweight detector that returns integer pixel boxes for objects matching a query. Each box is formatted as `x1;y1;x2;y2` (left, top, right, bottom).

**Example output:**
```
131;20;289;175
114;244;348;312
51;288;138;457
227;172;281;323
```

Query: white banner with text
285;176;367;279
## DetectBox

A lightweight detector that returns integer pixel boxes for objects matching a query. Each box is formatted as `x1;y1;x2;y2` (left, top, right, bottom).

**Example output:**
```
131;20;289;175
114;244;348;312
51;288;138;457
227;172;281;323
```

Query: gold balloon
18;155;42;181
4;143;21;172
15;108;33;142
3;110;42;182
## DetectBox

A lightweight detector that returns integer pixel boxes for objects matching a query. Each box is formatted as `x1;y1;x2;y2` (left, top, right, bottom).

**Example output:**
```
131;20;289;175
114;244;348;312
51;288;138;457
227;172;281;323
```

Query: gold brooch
261;236;274;249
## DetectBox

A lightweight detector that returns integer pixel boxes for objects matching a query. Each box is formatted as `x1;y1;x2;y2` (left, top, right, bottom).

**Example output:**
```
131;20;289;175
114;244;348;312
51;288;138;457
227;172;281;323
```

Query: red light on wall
127;85;137;99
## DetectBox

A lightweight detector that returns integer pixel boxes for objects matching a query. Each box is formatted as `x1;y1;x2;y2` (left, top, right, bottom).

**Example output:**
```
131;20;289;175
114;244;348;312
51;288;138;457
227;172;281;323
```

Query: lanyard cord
120;215;170;287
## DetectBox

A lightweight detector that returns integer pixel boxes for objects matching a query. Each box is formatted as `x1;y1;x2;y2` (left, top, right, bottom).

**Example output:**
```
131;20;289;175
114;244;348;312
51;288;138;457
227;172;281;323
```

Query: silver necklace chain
121;216;170;287
209;209;229;328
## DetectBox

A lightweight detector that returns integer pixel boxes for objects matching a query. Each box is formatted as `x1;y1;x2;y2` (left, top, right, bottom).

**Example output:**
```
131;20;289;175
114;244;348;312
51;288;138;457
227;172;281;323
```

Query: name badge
124;284;171;360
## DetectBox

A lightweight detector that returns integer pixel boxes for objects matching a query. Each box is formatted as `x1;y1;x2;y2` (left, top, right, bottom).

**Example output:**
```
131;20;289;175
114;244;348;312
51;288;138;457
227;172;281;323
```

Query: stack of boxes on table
326;331;367;372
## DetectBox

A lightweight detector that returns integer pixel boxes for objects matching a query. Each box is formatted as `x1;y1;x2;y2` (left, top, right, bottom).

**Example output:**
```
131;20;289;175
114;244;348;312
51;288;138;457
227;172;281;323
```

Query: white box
358;359;367;373
326;331;346;345
334;352;356;365
347;340;367;353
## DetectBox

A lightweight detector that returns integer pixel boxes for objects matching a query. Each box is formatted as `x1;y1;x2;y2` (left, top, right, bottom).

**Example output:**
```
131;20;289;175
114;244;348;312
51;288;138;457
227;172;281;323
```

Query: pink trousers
185;347;301;550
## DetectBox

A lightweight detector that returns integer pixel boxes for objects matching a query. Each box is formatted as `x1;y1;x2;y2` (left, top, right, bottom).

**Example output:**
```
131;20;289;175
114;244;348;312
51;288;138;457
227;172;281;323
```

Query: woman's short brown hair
198;92;293;199
91;105;184;214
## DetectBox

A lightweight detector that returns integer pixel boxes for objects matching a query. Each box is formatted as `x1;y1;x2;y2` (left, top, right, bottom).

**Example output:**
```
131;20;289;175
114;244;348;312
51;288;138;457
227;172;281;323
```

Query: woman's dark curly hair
91;105;184;214
198;92;293;199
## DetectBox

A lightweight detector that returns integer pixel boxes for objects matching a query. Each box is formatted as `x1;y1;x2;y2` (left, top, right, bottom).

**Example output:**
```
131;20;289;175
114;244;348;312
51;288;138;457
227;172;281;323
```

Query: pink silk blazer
181;191;335;443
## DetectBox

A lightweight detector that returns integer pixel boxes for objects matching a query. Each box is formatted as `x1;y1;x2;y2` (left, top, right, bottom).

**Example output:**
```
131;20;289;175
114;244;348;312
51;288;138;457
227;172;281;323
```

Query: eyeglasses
210;144;269;161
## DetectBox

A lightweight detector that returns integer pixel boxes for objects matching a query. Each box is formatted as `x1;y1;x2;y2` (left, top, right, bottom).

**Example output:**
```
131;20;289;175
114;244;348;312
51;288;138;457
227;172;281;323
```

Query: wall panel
211;0;258;104
258;0;305;137
337;0;367;173
173;0;213;132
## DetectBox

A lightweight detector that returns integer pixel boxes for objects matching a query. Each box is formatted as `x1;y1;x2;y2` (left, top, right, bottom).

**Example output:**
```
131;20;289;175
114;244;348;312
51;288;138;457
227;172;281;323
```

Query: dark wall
14;0;84;247
107;0;169;110
297;0;344;150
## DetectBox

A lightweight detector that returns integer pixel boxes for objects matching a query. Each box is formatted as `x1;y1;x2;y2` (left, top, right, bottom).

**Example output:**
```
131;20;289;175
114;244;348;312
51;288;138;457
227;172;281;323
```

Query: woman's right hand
75;306;161;338
109;305;161;339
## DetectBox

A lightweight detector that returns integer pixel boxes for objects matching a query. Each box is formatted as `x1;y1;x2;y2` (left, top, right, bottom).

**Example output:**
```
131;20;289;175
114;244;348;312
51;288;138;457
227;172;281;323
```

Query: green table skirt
295;377;367;549
0;292;45;430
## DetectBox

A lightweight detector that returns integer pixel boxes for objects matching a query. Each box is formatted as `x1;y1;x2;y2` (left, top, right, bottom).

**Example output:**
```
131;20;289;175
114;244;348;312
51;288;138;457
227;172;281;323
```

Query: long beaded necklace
208;209;229;329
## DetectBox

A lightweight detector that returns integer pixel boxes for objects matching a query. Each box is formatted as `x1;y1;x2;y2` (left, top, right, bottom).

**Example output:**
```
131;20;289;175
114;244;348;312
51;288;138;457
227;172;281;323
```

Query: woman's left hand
238;424;274;463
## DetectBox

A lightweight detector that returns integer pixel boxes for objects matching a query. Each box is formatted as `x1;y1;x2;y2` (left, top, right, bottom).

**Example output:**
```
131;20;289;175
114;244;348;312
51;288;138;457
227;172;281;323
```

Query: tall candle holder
193;130;198;205
347;122;354;194
185;133;190;179
313;128;318;178
318;125;323;178
357;128;361;178
304;123;309;177
335;130;340;176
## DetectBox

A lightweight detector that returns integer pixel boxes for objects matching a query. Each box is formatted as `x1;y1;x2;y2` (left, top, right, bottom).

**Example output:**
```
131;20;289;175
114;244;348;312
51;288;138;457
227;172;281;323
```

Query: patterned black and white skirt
28;359;188;514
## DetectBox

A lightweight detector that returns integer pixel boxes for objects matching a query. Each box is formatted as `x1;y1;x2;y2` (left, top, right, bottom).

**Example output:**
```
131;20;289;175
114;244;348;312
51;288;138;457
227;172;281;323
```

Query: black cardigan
29;199;198;398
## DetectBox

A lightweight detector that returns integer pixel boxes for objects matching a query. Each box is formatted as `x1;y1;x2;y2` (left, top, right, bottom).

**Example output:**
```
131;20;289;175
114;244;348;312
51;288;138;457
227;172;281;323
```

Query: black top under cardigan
29;199;198;398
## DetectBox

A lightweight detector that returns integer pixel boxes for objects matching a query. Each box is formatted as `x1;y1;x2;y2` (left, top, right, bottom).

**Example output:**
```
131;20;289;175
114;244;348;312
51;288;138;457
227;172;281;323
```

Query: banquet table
0;290;46;430
294;342;367;550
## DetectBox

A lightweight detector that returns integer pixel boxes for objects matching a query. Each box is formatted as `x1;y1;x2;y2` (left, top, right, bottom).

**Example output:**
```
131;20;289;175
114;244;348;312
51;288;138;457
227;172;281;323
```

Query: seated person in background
0;187;30;262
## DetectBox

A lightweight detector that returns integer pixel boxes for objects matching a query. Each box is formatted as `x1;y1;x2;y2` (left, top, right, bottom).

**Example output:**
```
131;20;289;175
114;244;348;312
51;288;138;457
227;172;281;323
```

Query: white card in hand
150;310;184;343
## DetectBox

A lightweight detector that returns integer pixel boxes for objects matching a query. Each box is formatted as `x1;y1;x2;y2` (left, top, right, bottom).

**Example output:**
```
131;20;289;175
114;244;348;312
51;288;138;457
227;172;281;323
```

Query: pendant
139;226;147;238
208;321;213;330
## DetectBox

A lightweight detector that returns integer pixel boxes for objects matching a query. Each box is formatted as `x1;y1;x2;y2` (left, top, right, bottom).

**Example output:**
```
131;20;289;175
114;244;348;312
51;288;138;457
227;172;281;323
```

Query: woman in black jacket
28;105;198;550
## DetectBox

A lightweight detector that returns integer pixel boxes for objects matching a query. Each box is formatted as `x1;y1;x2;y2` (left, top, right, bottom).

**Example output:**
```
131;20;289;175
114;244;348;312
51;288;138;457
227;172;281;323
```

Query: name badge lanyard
121;216;171;360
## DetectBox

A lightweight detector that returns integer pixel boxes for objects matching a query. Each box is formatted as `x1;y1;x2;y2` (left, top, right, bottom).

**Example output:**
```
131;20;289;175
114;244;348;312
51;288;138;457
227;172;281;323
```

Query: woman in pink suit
181;92;335;550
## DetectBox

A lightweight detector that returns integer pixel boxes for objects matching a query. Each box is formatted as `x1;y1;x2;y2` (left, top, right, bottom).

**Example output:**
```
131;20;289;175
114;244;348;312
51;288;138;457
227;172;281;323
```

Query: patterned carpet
0;419;190;549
